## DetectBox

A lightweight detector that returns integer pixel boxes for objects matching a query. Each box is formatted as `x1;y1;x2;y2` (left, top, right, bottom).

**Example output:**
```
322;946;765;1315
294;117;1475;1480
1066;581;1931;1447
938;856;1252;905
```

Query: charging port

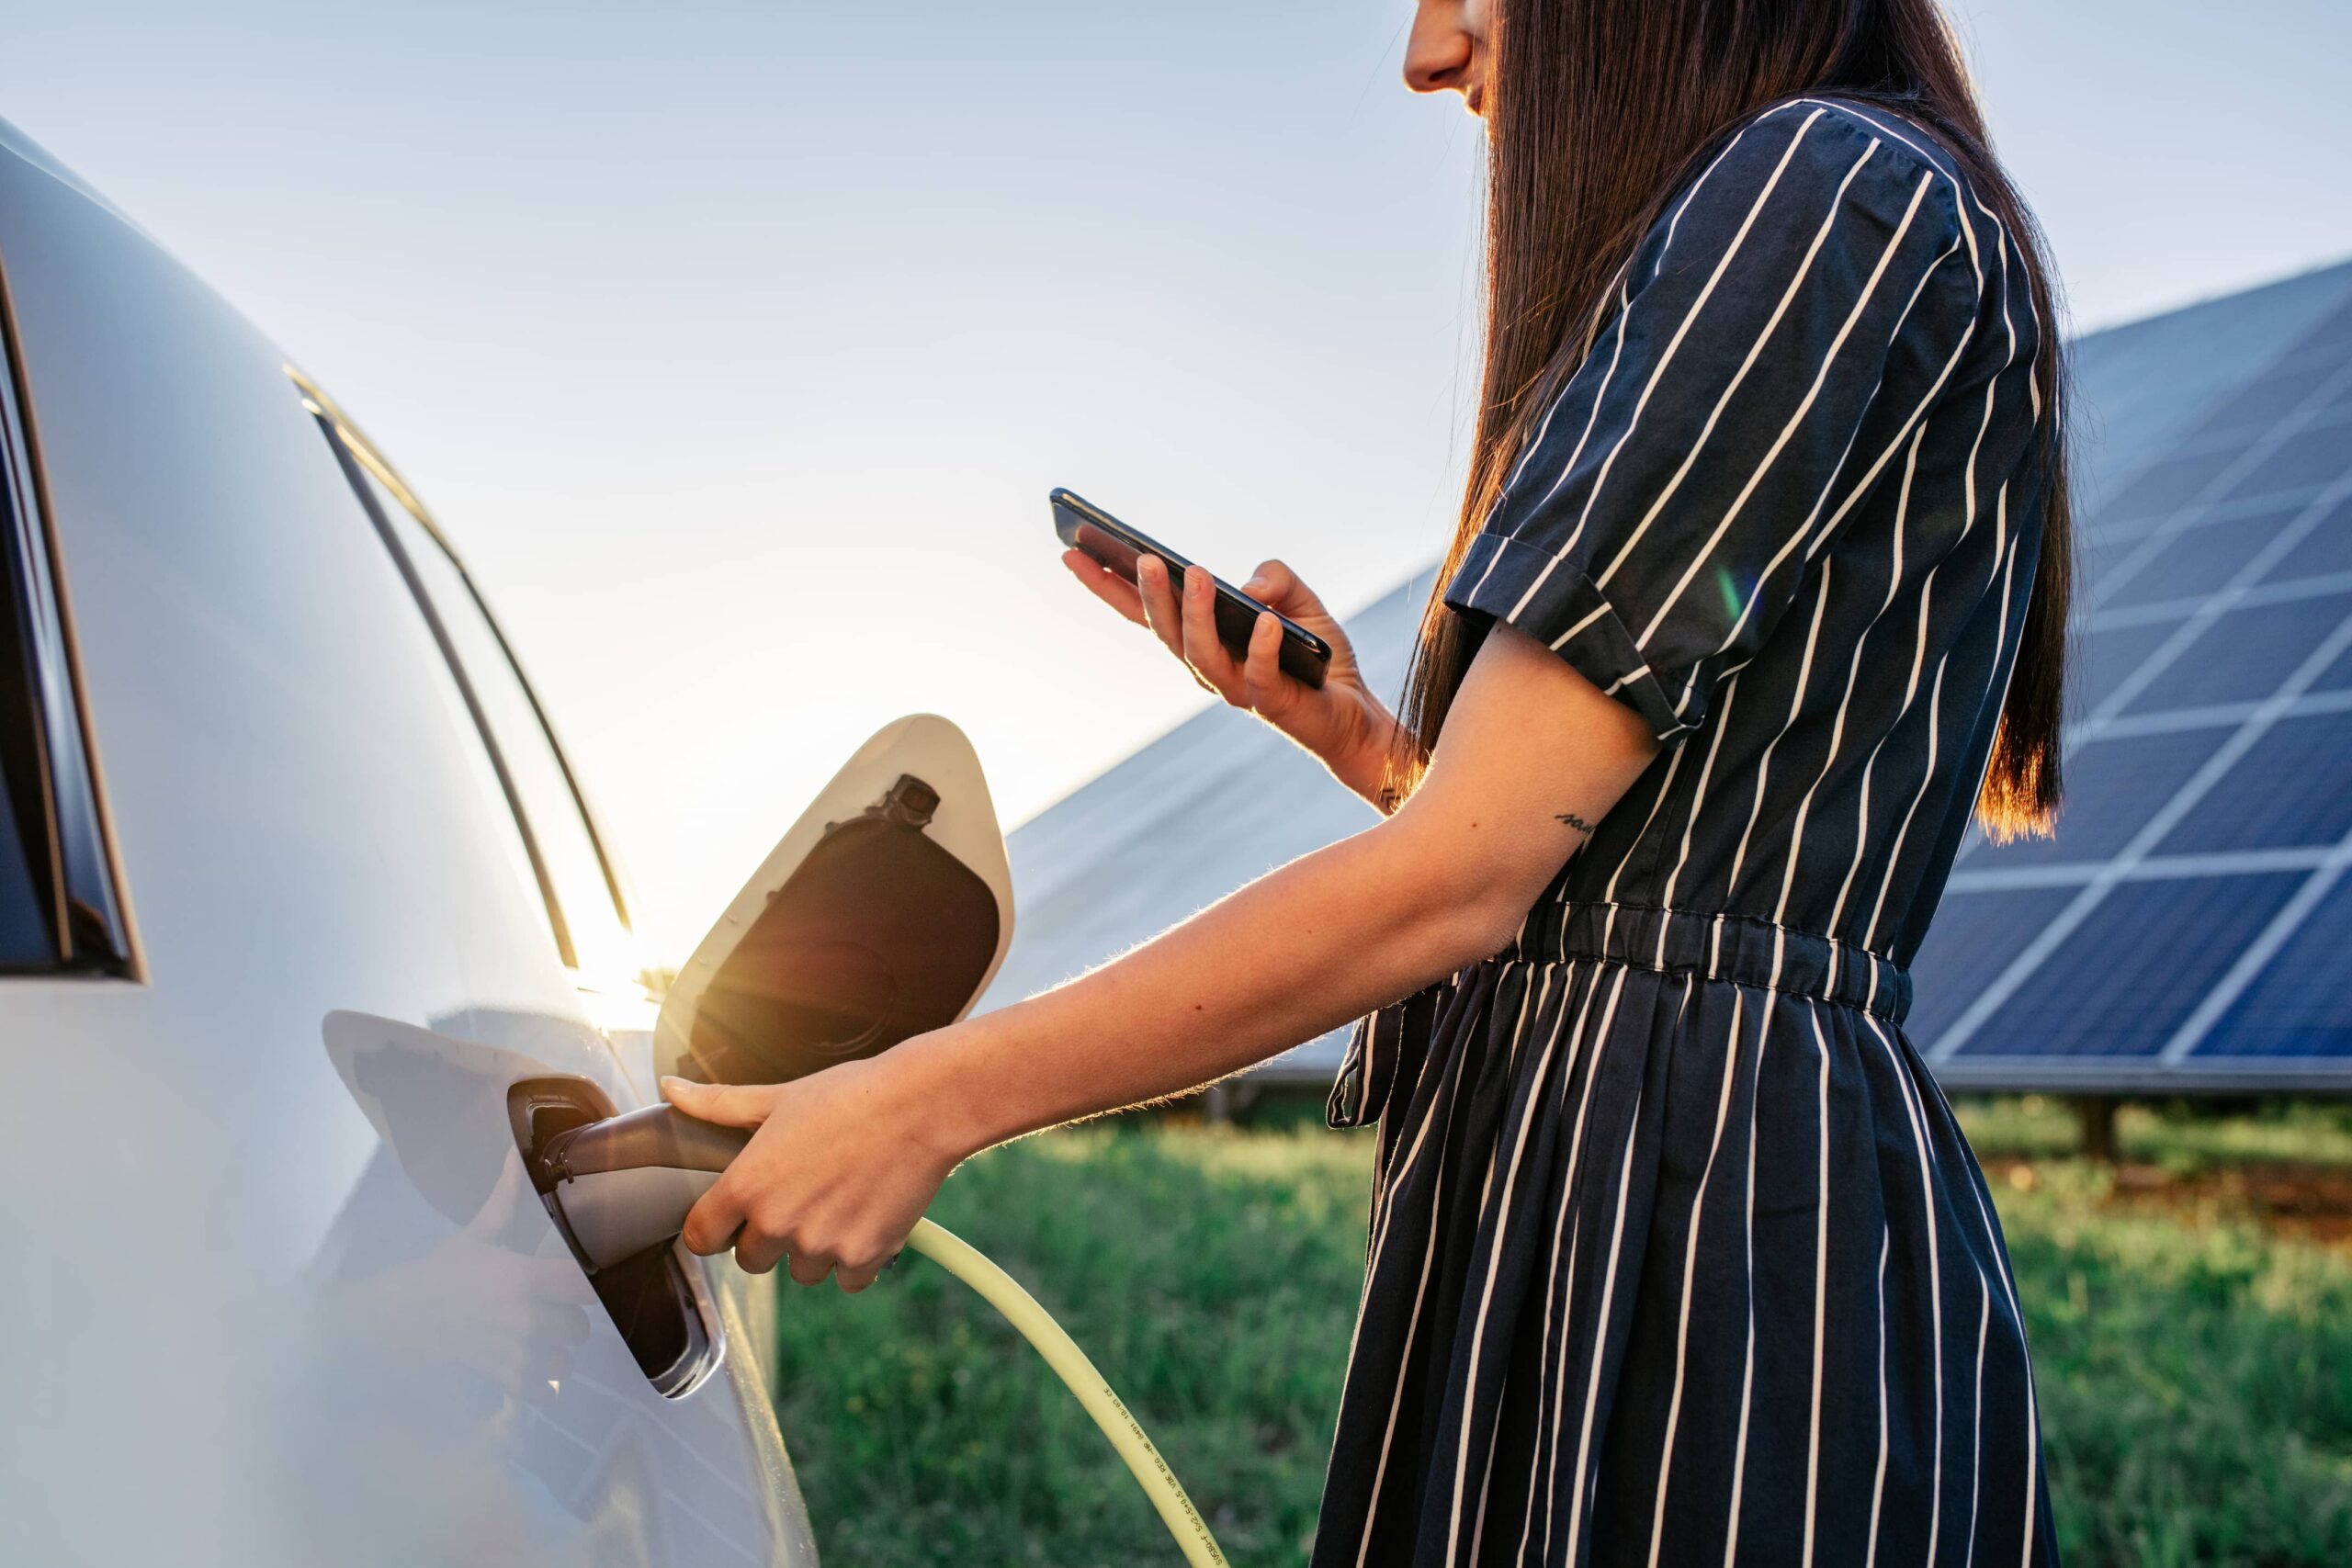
508;1077;722;1397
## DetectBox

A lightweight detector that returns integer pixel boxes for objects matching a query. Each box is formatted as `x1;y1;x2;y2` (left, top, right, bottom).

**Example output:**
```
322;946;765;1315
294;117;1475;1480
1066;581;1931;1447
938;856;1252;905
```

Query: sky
4;0;2348;962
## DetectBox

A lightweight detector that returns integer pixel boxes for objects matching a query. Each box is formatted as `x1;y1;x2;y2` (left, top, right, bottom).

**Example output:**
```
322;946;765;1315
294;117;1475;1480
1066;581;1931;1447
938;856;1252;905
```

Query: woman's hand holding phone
1061;547;1405;810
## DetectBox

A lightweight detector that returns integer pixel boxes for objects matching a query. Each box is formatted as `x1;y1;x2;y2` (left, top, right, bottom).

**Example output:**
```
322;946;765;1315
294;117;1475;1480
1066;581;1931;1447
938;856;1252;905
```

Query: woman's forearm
1326;716;1408;814
880;627;1658;1161
892;806;1510;1156
667;628;1659;1285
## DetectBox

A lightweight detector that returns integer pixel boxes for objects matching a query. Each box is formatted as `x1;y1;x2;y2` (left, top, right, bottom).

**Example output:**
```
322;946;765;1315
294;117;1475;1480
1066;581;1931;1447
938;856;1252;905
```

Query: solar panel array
991;260;2352;1092
1917;285;2352;1090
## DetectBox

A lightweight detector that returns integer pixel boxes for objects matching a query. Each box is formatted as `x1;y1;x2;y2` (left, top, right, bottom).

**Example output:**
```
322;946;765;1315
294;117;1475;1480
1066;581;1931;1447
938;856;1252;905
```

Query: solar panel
2072;620;2177;710
987;257;2352;1092
2154;712;2352;853
1921;267;2352;1091
1897;886;2079;1046
2321;641;2352;694
1955;871;2307;1062
2101;502;2301;607
2197;876;2352;1058
2120;590;2352;713
2262;494;2352;581
1970;726;2216;866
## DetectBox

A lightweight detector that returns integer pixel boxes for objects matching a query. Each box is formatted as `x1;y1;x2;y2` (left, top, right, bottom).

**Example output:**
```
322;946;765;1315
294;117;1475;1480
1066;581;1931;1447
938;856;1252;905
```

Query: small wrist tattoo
1555;812;1595;834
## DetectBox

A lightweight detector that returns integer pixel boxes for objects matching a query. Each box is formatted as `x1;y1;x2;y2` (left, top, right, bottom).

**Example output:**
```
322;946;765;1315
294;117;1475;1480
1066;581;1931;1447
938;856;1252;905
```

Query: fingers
705;1203;899;1292
1177;566;1248;702
734;1223;791;1276
679;1184;745;1258
1240;610;1289;714
1240;558;1329;621
1061;549;1148;626
661;1077;778;1129
834;1252;892;1294
688;1183;876;1288
1133;556;1195;677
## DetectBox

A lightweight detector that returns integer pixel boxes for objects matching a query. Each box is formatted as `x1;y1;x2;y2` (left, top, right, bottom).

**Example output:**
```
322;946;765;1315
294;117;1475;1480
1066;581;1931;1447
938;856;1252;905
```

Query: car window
0;701;53;966
0;294;131;975
314;415;635;982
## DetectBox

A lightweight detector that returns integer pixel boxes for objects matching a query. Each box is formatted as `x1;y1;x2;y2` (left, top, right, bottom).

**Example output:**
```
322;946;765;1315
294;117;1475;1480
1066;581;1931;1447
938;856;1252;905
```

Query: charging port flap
653;715;1013;1087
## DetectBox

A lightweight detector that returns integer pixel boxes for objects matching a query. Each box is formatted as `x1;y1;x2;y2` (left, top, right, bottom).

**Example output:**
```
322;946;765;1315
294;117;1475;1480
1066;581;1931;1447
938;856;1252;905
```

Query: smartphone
1050;488;1332;690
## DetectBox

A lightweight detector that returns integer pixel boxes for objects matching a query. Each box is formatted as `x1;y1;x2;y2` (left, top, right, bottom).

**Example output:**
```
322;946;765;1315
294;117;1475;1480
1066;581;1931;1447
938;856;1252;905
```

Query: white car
0;116;1013;1566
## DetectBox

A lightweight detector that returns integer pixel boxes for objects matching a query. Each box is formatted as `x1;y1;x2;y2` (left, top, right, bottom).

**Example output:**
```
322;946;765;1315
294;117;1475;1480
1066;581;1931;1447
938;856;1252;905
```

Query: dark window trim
0;237;138;978
293;370;635;966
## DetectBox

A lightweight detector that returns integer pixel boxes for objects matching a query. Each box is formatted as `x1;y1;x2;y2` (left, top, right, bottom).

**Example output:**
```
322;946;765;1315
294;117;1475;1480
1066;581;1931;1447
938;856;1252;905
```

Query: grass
769;1100;2352;1567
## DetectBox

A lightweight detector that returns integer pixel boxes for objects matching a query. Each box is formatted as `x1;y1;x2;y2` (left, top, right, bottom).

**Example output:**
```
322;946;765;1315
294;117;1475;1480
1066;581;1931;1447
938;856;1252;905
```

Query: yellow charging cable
904;1217;1230;1568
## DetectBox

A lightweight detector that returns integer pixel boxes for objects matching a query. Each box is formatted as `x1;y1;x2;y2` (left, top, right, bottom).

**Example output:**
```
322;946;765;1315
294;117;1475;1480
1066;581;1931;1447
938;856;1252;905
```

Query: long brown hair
1396;0;2070;839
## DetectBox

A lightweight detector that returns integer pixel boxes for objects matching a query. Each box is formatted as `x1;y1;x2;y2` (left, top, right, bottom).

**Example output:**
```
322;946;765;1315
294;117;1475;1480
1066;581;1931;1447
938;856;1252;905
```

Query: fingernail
660;1076;688;1093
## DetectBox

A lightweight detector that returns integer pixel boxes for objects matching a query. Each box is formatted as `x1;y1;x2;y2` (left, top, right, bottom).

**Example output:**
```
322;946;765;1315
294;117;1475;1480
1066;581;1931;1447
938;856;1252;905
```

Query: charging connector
531;1103;1231;1566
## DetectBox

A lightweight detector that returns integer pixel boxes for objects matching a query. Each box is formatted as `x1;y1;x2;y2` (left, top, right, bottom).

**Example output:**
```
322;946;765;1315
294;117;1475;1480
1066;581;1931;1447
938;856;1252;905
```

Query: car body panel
0;117;858;1565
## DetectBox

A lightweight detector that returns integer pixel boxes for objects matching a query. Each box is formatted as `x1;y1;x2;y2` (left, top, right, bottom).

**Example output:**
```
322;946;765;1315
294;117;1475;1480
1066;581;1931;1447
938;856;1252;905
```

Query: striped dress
1315;98;2062;1566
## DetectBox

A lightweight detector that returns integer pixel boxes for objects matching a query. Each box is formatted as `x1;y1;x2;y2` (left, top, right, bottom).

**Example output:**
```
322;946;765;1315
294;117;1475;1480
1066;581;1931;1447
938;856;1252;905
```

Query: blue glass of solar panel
2259;493;2352;584
2303;303;2352;351
1959;870;2307;1056
2321;640;2352;694
1904;886;2079;1050
2123;591;2352;714
2102;506;2299;608
2220;413;2352;506
2075;619;2176;711
2155;712;2352;854
2098;440;2260;526
2183;349;2349;445
2077;524;2149;587
1973;725;2217;866
2197;873;2352;1057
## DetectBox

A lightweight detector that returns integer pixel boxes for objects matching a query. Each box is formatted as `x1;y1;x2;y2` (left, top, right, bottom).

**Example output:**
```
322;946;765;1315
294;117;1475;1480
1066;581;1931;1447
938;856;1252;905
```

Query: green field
769;1098;2352;1567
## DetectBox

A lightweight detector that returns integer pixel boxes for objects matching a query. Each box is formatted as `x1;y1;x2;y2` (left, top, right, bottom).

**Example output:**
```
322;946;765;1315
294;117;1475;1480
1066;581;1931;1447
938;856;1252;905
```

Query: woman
667;0;2069;1560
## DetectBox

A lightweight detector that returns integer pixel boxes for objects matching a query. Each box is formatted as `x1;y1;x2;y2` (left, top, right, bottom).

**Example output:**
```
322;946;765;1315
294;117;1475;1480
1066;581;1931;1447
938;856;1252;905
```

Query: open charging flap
654;714;1015;1087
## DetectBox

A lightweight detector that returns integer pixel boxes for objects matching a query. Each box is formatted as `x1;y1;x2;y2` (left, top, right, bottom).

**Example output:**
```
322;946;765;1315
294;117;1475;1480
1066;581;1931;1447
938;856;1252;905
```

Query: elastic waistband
1510;900;1912;1023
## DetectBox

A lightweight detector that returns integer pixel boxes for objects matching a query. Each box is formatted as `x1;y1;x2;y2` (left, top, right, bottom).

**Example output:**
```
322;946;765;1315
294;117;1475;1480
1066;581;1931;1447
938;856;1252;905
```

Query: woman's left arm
668;623;1659;1288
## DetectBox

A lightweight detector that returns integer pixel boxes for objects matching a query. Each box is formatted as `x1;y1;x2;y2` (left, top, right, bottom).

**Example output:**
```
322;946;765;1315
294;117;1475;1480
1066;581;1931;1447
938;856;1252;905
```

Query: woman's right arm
1062;547;1404;810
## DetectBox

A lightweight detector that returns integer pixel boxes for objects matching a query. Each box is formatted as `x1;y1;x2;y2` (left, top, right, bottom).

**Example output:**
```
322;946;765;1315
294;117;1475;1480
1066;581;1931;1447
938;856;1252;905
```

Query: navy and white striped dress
1316;99;2062;1565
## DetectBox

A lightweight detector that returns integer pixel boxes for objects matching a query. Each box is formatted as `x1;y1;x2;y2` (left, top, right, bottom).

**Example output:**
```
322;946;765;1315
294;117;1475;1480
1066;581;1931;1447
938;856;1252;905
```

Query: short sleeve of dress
1445;101;1976;743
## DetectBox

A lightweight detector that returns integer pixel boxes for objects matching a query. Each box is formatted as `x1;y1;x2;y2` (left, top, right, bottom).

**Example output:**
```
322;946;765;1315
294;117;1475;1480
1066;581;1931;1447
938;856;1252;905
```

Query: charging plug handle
537;1103;752;1271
